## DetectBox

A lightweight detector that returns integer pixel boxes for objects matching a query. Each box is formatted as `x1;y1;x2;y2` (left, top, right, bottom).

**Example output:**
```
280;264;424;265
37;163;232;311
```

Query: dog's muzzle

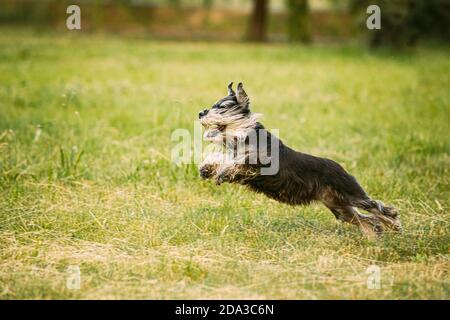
199;109;209;119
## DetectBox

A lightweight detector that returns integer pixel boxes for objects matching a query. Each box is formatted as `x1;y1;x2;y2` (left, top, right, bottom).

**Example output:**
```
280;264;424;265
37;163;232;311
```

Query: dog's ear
236;82;249;106
227;82;235;96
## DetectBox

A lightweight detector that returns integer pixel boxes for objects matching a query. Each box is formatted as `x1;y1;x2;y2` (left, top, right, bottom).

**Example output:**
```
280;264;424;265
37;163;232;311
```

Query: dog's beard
200;108;261;143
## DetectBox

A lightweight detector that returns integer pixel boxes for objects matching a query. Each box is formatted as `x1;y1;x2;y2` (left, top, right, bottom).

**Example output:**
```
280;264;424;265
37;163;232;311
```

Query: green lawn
0;29;449;299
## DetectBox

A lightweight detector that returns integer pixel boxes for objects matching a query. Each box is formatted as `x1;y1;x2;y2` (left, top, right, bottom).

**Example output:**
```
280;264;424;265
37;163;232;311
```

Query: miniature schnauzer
198;82;402;236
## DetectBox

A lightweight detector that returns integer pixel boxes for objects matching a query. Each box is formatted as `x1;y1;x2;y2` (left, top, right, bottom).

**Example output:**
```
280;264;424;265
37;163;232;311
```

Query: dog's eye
221;101;234;107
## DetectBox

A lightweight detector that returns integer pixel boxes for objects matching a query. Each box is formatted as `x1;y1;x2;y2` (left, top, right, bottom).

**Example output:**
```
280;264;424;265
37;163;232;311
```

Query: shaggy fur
199;82;402;236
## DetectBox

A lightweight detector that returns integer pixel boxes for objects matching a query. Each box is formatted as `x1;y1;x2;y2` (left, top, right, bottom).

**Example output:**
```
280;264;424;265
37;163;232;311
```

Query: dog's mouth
203;124;227;140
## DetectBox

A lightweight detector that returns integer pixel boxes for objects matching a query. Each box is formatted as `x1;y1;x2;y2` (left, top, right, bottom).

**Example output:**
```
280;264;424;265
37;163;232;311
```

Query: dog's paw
199;166;213;180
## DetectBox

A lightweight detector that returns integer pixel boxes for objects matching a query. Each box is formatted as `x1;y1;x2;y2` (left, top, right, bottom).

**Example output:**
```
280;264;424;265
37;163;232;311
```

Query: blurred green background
1;0;448;45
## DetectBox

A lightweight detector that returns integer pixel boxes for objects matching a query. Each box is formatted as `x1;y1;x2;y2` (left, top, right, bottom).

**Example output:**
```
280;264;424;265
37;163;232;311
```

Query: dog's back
245;132;368;206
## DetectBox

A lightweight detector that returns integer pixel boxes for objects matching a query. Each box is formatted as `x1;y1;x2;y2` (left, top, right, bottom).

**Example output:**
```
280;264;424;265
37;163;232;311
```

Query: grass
0;28;449;299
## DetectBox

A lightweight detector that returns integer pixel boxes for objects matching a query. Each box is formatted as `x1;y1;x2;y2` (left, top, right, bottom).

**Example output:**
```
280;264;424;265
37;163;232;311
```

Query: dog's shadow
268;211;355;238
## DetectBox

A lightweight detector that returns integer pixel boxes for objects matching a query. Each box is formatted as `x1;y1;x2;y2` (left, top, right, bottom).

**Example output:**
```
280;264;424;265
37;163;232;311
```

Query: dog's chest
247;171;314;206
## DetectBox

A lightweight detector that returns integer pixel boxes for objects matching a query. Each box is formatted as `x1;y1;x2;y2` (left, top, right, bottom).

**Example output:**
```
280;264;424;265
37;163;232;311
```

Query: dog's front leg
199;152;224;180
215;166;233;185
199;163;219;180
215;164;248;185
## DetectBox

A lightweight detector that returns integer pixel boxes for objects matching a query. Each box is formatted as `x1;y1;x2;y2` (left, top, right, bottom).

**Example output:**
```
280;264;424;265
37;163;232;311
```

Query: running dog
198;82;402;236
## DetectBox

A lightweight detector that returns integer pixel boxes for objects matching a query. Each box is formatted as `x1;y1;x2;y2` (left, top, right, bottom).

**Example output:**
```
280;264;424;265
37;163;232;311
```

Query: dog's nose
198;109;209;119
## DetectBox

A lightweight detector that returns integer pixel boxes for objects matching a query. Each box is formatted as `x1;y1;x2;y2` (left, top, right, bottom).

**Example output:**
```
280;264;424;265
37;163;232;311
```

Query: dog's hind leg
351;198;402;232
327;206;384;237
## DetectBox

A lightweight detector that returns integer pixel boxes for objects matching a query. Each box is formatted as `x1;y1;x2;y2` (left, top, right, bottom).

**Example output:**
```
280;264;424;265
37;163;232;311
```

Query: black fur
247;125;365;205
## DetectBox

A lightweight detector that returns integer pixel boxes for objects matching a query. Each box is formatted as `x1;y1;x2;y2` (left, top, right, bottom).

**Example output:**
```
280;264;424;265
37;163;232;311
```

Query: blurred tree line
248;0;311;42
350;0;450;47
0;0;448;46
248;0;449;45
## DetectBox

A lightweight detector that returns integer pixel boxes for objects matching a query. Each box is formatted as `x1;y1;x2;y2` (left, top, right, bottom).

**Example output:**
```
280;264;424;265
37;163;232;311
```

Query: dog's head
199;82;255;140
